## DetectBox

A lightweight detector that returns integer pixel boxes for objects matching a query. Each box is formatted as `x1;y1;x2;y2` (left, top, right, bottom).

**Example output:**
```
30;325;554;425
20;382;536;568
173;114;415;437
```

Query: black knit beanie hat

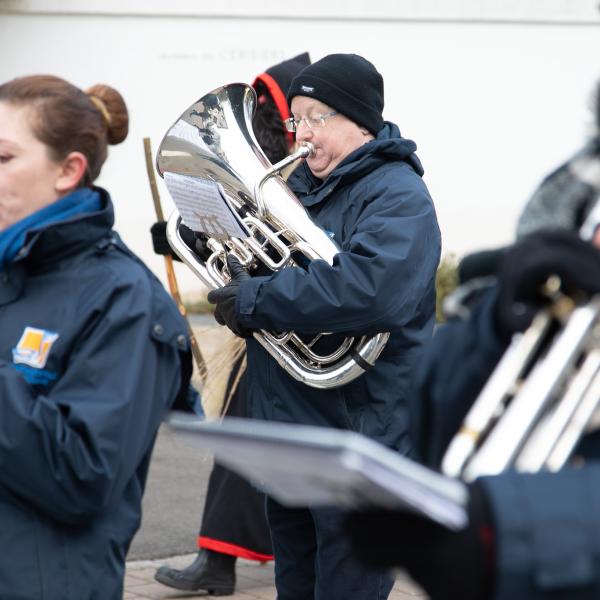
287;53;384;134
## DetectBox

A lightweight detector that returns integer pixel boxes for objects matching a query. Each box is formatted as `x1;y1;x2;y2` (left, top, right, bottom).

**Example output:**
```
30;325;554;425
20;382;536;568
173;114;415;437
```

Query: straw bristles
191;327;246;420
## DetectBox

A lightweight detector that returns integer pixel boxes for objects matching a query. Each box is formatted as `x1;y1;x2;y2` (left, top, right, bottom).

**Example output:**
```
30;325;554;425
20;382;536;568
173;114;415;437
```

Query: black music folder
167;415;468;530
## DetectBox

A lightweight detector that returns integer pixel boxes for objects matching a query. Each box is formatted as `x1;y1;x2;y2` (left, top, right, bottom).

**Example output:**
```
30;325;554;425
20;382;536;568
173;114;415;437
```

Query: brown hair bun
86;84;129;145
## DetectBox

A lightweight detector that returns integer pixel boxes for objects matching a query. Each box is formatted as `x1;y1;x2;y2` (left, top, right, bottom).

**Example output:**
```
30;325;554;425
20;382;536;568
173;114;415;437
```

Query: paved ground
125;554;426;599
128;425;212;560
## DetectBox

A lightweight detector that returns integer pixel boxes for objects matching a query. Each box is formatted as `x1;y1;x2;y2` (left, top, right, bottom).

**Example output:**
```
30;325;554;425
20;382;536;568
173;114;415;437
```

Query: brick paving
125;554;427;599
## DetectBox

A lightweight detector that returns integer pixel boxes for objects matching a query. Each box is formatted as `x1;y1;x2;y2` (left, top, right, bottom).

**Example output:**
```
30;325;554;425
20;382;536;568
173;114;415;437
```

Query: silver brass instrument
156;83;389;389
443;196;600;481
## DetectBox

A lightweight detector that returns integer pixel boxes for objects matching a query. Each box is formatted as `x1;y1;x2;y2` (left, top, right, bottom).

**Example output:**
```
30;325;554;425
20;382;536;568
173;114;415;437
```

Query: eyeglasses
284;111;338;133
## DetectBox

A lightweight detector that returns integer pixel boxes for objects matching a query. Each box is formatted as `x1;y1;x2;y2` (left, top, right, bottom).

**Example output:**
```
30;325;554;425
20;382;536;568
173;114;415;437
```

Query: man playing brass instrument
208;53;441;600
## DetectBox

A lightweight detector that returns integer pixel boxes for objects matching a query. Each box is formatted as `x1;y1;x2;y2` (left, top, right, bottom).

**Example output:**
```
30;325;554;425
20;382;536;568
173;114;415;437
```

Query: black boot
154;549;236;595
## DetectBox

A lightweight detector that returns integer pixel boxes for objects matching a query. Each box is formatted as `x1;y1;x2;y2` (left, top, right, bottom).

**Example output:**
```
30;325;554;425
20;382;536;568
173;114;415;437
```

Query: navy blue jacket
237;123;441;451
412;288;600;599
0;189;190;600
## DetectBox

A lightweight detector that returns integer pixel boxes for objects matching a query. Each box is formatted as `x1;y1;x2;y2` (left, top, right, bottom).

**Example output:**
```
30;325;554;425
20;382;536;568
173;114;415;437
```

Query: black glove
494;230;600;338
150;222;212;262
344;482;494;600
150;221;178;258
206;255;253;338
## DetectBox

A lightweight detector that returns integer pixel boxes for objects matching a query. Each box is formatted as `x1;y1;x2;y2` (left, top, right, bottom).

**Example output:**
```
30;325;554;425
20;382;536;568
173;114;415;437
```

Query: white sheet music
167;416;469;530
164;172;248;240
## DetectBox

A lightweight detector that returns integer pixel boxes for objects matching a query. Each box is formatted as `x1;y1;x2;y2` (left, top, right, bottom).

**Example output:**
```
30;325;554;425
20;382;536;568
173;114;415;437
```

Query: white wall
1;2;599;294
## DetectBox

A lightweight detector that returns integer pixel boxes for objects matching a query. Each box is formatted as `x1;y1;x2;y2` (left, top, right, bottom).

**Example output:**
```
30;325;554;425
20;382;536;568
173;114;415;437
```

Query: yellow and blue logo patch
12;326;59;369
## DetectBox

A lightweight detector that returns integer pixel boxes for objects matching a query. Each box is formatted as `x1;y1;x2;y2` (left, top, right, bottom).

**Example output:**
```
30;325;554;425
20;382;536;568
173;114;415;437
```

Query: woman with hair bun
0;75;194;599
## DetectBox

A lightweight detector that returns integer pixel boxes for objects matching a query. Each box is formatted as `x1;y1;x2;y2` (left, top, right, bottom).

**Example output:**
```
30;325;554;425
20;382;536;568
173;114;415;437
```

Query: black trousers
266;497;394;600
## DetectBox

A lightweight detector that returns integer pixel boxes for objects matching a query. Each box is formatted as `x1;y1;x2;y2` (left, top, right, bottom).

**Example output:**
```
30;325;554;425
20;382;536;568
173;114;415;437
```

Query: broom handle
143;137;208;383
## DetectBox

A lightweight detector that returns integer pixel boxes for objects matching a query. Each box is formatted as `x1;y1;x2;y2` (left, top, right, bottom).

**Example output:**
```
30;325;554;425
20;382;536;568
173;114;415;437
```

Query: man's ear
360;128;375;142
55;151;88;193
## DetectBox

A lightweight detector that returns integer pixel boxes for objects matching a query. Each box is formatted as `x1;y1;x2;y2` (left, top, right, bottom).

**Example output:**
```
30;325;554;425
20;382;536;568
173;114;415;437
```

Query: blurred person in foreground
345;85;600;600
208;53;441;600
0;74;193;600
152;53;310;596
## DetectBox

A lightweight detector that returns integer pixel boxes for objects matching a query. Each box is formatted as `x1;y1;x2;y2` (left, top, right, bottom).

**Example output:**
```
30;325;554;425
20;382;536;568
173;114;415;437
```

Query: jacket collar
16;187;115;269
0;188;114;306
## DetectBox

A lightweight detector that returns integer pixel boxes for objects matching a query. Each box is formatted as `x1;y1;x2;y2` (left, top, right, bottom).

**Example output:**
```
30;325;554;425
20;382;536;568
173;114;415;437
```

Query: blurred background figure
152;52;311;596
0;75;192;600
516;81;600;239
251;52;311;164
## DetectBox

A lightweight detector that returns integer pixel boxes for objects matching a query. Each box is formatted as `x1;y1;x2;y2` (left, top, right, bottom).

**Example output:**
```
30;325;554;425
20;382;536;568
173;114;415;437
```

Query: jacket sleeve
0;276;187;525
237;169;440;335
480;464;600;599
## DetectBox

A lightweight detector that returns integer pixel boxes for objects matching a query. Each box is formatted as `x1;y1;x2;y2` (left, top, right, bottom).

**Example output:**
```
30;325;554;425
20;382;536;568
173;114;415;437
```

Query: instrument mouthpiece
300;142;315;158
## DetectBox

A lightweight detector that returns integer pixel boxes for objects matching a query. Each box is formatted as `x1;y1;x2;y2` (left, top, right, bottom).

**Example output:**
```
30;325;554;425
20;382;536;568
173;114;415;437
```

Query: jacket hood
369;122;424;175
290;121;424;200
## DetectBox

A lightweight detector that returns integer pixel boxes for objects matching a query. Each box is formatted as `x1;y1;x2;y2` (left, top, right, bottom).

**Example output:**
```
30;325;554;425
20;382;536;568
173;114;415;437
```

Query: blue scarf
0;188;102;271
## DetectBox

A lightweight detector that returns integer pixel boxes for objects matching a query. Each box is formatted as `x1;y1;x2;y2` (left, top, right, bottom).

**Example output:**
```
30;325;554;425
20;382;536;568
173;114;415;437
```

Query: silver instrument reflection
156;83;389;389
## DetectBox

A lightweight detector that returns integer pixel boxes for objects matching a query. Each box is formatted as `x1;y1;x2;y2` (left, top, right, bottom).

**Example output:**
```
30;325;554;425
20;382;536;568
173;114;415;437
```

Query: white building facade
1;0;599;292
